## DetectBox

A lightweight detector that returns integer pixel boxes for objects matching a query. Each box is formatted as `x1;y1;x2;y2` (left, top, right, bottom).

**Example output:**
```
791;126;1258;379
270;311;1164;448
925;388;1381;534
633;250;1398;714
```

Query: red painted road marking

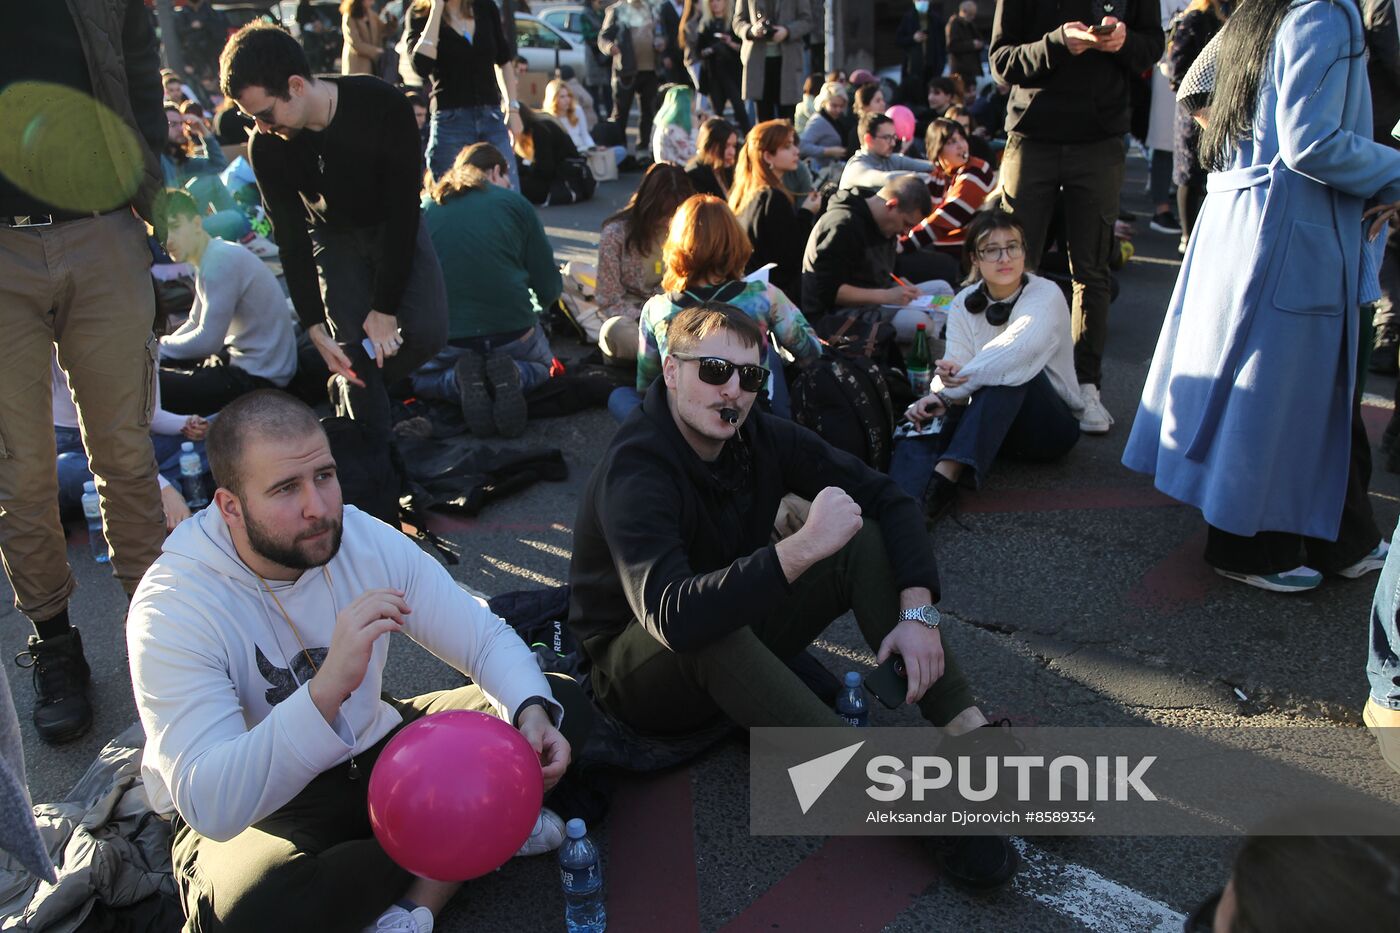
717;836;933;932
606;769;702;933
1362;402;1391;447
961;484;1180;514
1126;527;1214;611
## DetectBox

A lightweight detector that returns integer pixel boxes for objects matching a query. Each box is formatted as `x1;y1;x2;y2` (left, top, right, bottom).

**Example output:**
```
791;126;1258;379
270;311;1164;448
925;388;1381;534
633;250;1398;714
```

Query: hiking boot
925;834;1020;890
1336;540;1389;579
1371;326;1399;375
1077;384;1114;435
514;807;566;857
15;627;92;744
1214;565;1322;593
485;352;528;439
1363;698;1400;776
923;473;960;526
1149;211;1182;235
454;351;495;437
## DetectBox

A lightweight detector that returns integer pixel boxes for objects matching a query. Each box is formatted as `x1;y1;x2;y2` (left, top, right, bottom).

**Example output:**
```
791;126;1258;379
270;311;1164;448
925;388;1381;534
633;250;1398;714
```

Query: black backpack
788;312;901;471
321;416;459;564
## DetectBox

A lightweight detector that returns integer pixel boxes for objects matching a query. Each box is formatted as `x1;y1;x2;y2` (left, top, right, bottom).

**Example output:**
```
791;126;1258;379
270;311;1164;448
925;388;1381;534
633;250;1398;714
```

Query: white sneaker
1337;540;1390;579
1078;384;1115;434
239;232;280;258
365;905;433;933
514;806;566;857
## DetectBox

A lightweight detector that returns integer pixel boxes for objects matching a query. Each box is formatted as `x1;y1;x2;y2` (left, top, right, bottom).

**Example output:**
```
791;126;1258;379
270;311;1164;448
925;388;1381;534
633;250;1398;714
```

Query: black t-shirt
248;75;423;330
405;1;512;112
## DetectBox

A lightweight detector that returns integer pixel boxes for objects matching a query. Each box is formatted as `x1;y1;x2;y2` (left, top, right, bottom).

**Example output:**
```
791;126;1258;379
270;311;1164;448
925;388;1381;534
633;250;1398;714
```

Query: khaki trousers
0;210;164;618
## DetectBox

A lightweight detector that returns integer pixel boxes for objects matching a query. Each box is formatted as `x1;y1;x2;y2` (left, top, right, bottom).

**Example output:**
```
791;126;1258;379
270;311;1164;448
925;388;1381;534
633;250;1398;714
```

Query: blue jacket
1123;0;1400;538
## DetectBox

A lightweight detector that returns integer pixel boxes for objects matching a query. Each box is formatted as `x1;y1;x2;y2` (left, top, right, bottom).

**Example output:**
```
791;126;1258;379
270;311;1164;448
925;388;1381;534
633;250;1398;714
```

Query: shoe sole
1078;421;1112;435
456;353;496;437
1149;222;1182;235
485;353;528;438
1214;568;1321;593
1337;560;1386;580
1364;700;1400;775
36;712;92;745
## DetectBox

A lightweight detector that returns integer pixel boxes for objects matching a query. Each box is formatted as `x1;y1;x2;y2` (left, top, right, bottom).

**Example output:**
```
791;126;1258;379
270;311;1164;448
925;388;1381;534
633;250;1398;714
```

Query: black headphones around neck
963;274;1029;326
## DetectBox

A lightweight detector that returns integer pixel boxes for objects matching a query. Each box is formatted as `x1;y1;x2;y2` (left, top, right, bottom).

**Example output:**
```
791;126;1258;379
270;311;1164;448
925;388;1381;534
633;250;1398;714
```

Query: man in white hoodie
128;390;589;933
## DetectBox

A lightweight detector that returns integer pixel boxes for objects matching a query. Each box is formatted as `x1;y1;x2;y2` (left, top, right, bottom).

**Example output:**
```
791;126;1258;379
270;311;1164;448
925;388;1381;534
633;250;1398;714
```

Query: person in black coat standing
896;0;947;106
696;0;748;130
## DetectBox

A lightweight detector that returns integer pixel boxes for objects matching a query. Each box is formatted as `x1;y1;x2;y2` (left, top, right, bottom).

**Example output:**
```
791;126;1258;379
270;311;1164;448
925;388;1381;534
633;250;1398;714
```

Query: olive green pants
590;521;977;734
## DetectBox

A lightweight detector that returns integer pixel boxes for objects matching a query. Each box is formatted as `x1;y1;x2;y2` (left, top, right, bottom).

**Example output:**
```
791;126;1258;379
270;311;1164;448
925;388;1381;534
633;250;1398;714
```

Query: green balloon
0;81;145;212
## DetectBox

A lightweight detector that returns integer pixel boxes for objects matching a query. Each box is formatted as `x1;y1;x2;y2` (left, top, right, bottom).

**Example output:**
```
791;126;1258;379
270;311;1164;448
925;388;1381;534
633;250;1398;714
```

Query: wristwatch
898;604;941;629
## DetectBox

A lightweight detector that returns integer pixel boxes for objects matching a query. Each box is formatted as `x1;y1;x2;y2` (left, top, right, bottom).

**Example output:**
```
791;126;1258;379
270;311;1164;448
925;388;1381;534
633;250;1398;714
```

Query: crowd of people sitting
7;1;1400;931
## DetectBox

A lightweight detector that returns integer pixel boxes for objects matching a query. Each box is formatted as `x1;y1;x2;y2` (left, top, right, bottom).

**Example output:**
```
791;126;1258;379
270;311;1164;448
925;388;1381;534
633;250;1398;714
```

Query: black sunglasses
672;353;770;393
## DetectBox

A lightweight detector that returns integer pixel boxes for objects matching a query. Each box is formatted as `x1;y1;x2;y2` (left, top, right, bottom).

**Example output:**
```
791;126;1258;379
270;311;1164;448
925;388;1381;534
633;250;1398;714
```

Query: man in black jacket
568;303;1017;889
989;0;1163;435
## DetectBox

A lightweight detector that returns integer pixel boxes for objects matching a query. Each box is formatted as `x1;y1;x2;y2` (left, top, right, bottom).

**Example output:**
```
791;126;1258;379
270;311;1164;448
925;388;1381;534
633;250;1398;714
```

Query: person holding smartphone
989;0;1164;435
569;301;1019;891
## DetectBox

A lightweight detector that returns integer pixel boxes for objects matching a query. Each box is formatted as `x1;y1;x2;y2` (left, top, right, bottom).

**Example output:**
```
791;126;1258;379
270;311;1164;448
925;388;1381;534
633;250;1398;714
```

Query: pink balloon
887;105;917;142
368;710;543;882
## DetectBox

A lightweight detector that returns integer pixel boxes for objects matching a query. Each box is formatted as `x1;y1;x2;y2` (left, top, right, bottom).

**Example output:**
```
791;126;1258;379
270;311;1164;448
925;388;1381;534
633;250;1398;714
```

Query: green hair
655;84;694;135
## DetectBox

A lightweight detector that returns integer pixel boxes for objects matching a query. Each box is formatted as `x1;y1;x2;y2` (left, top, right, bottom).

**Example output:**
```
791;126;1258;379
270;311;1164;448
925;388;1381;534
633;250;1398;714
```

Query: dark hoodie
800;187;894;321
567;379;939;658
989;0;1163;143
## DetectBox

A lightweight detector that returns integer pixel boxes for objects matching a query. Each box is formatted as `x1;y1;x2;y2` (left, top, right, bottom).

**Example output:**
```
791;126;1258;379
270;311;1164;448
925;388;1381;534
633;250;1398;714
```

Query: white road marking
1012;839;1187;932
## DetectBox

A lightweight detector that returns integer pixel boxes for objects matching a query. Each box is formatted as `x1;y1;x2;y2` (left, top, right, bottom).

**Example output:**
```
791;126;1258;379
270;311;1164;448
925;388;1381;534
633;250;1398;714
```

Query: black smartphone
1090;23;1117;36
865;655;908;709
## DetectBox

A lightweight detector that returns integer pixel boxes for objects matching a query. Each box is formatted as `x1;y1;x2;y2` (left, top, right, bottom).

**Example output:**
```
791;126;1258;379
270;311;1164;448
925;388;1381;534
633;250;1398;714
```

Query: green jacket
421;183;562;339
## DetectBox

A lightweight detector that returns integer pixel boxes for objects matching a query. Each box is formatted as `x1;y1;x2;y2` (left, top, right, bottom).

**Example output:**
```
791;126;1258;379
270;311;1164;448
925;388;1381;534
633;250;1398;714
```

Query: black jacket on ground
738;186;813;308
989;0;1163;143
800;188;893;321
567;380;938;657
519;116;581;205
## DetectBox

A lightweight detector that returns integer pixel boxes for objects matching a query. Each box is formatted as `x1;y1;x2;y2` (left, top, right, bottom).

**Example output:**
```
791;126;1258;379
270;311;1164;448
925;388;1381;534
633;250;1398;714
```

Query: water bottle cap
844;671;862;687
566;818;587;839
83;481;96;493
915;323;926;330
181;441;194;452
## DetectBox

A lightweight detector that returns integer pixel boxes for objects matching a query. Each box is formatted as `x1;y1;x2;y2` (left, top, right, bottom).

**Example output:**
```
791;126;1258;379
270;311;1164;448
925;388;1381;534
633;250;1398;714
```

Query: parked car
534;2;587;46
513;13;585;81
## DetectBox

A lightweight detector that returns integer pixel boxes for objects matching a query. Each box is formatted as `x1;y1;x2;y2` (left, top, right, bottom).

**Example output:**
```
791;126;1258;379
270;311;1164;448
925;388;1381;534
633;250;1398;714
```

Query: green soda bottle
907;323;932;396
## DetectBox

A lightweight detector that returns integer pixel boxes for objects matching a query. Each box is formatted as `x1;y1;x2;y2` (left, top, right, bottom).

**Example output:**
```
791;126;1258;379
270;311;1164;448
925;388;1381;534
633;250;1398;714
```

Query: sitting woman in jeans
412;143;562;438
407;0;522;189
608;193;822;421
889;211;1084;522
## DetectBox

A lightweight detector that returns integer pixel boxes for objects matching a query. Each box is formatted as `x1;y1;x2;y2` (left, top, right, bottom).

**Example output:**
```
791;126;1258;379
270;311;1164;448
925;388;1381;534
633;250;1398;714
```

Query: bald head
205;390;325;498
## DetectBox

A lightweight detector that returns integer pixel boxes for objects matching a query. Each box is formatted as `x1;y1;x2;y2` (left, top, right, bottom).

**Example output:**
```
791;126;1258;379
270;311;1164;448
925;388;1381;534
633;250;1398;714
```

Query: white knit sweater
931;273;1084;415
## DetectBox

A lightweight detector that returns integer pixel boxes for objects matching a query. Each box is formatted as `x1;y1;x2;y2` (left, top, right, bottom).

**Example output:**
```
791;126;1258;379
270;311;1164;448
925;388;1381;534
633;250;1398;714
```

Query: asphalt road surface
6;152;1398;932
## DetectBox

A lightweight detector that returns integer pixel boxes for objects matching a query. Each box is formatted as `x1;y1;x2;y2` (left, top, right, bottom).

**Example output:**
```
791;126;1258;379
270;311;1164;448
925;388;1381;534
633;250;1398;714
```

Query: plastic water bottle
179;442;208;509
836;671;869;727
81;481;109;563
559;818;606;933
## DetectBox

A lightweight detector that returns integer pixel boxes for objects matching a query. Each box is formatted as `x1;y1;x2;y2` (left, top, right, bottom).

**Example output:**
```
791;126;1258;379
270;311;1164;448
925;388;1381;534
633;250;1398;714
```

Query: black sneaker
455;351;496;437
924;473;960;526
1371;326;1399;375
15;627;92;744
928;834;1020;890
485;352;528;439
1149;211;1182;235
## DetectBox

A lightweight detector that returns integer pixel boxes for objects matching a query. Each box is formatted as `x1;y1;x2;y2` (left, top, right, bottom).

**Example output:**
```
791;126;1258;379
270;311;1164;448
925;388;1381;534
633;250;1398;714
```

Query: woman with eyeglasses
608;194;822;421
890;211;1084;523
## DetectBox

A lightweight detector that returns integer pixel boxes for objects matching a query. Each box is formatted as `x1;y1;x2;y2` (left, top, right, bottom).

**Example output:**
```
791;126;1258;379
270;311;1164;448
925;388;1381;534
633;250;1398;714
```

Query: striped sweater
900;156;997;254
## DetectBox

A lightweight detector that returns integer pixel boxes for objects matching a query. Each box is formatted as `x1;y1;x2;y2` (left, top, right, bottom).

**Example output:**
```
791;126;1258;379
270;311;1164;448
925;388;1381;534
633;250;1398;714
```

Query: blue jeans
426;105;520;193
410;325;554;400
889;372;1079;499
1369;516;1400;708
55;427;208;519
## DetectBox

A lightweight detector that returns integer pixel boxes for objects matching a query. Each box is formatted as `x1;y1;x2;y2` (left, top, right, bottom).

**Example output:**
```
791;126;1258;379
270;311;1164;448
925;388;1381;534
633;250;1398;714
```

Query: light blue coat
1123;0;1400;539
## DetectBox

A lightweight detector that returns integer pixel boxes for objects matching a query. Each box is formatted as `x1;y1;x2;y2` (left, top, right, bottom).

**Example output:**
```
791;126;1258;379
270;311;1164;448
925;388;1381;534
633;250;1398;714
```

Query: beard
244;509;343;572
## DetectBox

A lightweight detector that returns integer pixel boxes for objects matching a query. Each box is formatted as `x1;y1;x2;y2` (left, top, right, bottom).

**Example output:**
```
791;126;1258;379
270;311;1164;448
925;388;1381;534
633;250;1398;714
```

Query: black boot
15;627;92;744
923;473;961;526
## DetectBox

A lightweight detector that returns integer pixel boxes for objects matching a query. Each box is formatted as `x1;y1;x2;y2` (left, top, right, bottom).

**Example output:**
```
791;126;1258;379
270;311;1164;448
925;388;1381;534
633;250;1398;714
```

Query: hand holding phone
1089;23;1116;35
865;655;908;710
